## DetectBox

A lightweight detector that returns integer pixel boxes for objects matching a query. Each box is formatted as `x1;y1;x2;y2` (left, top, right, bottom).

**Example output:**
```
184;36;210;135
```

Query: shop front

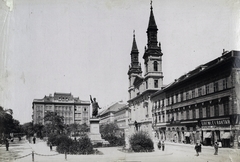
200;117;233;147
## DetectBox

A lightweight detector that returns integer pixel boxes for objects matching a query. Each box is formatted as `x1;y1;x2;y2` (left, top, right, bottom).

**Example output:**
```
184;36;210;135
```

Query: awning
184;132;190;137
221;132;231;139
203;132;212;138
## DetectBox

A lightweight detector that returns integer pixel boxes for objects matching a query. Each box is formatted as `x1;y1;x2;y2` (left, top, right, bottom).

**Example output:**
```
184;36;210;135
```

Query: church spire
143;0;162;60
128;30;142;75
147;0;158;31
132;30;138;51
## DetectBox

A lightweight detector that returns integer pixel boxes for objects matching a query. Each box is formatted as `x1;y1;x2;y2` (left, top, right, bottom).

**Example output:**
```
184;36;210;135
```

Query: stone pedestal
88;118;109;145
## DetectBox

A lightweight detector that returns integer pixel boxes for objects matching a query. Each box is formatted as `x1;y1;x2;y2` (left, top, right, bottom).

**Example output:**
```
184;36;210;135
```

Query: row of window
154;101;230;123
153;78;229;109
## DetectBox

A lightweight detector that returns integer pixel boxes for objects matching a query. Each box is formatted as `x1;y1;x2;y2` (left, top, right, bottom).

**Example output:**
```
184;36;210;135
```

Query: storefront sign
201;119;230;126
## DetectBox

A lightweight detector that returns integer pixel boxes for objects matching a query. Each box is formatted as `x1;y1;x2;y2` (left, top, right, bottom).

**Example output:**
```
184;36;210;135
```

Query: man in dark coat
195;143;199;156
214;142;218;155
158;141;161;150
33;137;36;144
5;138;9;151
161;141;165;151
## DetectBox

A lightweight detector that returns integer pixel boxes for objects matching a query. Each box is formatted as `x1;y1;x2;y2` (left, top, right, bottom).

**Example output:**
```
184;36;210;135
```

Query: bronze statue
90;95;101;118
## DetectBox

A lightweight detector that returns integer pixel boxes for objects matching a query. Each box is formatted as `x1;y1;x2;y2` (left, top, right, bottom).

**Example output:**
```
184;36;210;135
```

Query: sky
0;0;239;124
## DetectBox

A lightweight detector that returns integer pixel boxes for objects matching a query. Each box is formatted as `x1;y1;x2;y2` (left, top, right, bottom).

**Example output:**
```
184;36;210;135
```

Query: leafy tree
44;112;64;134
65;123;89;137
22;122;34;138
100;123;124;146
0;106;20;138
100;123;118;138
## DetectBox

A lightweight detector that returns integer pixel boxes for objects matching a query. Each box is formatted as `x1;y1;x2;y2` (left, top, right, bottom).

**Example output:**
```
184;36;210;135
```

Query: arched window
153;61;158;71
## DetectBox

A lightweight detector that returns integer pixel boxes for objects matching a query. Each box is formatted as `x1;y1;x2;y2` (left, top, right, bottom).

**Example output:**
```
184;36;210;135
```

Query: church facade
127;4;163;143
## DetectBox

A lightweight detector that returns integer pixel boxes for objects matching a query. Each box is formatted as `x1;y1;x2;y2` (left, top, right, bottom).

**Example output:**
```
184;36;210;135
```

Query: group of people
157;141;165;151
195;141;219;156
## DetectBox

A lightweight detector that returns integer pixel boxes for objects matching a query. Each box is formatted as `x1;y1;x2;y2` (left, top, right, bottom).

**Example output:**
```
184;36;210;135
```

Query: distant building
114;104;129;132
99;101;126;125
151;50;240;148
32;92;90;125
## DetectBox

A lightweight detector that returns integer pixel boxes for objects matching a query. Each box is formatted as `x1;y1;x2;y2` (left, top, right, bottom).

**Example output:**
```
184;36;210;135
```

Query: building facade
114;104;129;133
32;92;90;125
151;50;240;148
99;101;126;125
127;3;163;141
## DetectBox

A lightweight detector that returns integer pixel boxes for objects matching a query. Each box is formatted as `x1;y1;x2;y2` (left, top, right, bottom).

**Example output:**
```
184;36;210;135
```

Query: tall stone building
127;3;163;141
151;50;240;148
32;92;90;125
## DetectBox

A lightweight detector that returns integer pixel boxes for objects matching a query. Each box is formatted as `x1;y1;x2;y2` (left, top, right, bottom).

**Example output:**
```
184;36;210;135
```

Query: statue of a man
90;95;101;118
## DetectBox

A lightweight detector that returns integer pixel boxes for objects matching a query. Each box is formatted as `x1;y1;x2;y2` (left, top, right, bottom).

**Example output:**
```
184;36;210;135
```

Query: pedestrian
214;141;218;155
199;142;202;153
161;141;165;151
33;137;36;144
50;142;53;151
157;140;161;150
195;143;199;156
5;138;9;151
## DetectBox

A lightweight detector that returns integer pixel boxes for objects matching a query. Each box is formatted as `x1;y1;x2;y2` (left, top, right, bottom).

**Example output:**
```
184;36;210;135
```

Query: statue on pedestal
90;95;101;118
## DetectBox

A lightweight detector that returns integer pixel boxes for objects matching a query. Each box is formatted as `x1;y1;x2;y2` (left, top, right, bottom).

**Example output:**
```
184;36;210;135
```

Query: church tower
143;3;163;90
128;31;142;100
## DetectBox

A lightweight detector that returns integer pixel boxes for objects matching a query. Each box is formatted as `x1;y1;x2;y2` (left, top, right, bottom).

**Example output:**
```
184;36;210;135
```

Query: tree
100;123;124;146
65;123;89;137
22;122;34;137
0;106;22;141
44;112;64;135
